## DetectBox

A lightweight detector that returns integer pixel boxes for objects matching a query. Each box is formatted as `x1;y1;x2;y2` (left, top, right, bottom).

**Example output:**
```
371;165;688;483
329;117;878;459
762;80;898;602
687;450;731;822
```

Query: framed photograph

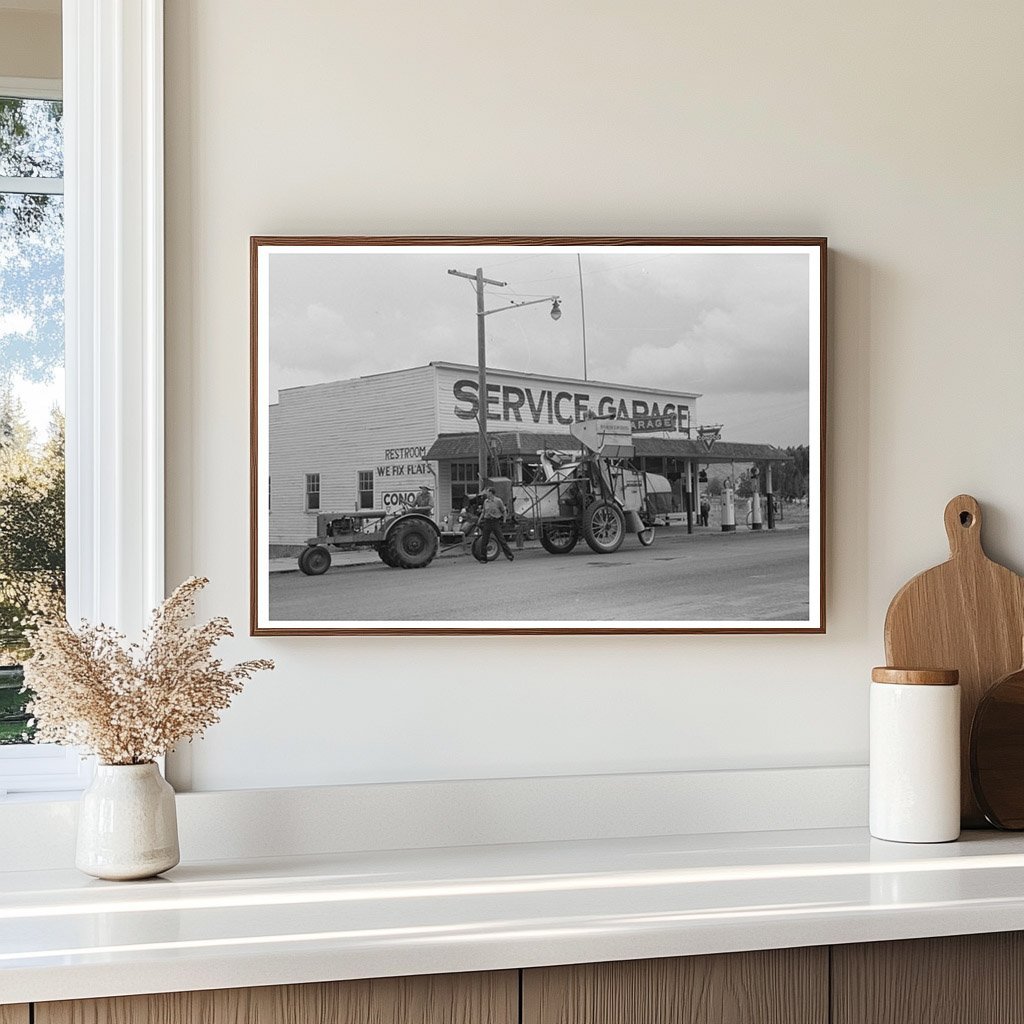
250;237;826;635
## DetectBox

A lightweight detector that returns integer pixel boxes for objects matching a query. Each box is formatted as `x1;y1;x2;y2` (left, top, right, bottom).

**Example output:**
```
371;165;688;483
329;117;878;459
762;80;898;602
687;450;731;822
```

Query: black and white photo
250;238;825;634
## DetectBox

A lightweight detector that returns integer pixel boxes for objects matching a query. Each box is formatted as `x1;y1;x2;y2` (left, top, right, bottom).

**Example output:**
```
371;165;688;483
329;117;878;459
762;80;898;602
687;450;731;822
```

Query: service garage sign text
452;379;690;433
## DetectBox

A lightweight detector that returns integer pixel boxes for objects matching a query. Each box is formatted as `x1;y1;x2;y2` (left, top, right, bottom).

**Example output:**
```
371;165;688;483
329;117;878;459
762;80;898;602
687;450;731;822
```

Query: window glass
0;96;65;746
0;98;63;178
450;462;477;511
357;470;373;509
305;472;320;511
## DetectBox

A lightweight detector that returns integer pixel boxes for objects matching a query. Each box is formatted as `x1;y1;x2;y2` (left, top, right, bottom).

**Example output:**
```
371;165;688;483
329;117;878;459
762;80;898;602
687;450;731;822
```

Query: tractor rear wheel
386;519;438;569
377;544;398;567
540;523;579;554
583;501;625;554
299;545;331;575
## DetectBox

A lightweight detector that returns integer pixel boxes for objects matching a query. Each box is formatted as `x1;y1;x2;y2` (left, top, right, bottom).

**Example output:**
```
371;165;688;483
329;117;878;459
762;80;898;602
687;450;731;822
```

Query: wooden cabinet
35;972;517;1024
832;932;1024;1024
522;948;828;1024
16;933;1024;1024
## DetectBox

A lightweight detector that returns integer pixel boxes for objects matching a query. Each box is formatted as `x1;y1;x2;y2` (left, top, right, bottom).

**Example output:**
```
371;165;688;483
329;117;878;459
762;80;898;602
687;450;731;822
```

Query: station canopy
426;431;792;464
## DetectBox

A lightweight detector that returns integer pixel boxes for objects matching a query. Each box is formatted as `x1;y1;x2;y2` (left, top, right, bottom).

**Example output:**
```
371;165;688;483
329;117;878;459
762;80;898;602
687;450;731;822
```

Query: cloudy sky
267;246;814;446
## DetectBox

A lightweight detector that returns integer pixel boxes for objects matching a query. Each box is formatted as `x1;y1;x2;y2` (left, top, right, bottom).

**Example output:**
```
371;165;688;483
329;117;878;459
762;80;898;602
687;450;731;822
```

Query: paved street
268;526;811;623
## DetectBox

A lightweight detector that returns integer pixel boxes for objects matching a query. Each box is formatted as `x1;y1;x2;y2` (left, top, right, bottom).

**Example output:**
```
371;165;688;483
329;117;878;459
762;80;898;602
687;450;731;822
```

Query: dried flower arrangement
23;577;273;765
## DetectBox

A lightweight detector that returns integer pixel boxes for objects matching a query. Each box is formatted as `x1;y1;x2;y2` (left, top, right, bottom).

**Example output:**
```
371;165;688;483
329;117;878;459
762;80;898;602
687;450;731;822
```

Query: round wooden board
971;664;1024;829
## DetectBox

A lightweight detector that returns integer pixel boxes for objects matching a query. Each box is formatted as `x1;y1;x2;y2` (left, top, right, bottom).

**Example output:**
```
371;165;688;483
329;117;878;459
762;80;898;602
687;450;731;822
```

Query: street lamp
448;267;560;485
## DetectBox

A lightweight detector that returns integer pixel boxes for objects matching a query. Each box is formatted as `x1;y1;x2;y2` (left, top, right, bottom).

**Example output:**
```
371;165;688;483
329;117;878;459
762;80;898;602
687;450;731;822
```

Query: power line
515;252;681;287
476;253;546;271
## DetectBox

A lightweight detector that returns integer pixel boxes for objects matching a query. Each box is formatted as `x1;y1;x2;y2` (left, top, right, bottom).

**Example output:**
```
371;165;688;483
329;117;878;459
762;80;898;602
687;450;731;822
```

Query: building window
357;470;373;509
1;89;65;749
450;462;478;510
305;473;320;511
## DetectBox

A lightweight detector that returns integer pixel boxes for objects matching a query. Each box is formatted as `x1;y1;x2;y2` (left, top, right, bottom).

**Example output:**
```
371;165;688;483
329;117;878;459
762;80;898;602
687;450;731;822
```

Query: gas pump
721;477;736;532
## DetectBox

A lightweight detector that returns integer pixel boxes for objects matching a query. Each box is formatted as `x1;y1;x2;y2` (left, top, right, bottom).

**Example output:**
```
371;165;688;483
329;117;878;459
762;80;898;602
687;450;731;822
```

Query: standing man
476;486;515;563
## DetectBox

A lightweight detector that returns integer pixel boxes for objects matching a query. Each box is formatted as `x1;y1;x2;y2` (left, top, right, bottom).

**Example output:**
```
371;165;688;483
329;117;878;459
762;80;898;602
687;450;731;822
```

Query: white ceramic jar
870;667;960;843
76;762;180;880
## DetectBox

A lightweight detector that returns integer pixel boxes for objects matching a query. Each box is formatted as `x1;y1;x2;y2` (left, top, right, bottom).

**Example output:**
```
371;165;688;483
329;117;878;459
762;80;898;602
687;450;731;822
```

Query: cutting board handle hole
960;511;974;527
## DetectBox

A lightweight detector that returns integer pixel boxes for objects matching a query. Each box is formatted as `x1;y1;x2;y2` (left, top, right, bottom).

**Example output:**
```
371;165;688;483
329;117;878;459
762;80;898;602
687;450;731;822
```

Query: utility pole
448;267;561;487
578;253;588;381
447;267;507;485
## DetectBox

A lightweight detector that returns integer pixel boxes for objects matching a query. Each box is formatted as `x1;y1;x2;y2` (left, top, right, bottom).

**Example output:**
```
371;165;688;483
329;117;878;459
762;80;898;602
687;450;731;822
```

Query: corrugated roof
634;438;791;461
426;432;791;463
427;432;580;460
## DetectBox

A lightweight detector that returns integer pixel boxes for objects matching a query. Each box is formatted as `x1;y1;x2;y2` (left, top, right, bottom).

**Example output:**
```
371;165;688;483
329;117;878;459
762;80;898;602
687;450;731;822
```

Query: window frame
0;0;165;799
0;75;87;796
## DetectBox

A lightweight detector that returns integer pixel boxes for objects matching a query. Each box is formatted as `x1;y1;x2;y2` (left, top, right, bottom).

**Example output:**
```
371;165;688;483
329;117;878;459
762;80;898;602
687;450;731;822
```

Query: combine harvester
468;416;672;561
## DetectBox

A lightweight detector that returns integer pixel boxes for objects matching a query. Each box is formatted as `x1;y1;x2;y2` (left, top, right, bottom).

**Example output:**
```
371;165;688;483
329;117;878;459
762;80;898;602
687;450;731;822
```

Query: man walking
476;486;515;563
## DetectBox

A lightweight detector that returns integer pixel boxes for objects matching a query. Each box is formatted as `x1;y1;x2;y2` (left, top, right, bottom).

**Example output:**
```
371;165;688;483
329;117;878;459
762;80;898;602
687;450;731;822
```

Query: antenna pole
578;253;588;381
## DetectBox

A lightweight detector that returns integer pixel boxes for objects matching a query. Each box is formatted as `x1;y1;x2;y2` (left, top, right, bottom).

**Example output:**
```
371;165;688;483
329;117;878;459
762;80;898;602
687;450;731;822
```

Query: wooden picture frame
251;237;826;635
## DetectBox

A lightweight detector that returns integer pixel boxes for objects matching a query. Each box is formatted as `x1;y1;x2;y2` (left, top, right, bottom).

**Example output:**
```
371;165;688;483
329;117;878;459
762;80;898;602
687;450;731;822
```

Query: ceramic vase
76;762;180;880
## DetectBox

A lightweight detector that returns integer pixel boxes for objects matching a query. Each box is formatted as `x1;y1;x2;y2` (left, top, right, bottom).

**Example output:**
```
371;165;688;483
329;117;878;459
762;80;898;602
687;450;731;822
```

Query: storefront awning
426;431;792;463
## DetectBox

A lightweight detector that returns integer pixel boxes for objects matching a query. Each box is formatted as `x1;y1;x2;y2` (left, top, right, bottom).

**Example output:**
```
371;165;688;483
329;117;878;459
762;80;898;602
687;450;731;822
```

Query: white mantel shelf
4;826;1024;1004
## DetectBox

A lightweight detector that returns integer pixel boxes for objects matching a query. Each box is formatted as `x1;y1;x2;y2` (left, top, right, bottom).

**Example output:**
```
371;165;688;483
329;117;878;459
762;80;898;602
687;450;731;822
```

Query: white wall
164;1;1024;791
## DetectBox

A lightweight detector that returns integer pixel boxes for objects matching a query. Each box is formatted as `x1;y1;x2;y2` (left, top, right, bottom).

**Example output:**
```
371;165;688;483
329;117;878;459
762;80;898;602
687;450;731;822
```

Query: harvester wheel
386;519;438;569
377;544;398;567
472;533;501;562
540;523;579;554
583;501;625;554
299;545;331;575
637;525;656;547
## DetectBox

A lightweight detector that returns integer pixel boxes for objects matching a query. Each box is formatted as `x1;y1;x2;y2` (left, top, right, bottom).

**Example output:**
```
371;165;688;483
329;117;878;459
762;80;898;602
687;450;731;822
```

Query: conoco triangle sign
697;424;723;452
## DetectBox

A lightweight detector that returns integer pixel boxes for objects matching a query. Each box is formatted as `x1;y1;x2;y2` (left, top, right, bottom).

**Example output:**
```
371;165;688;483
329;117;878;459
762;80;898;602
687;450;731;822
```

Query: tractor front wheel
377;544;398;567
471;533;501;562
583;501;625;554
386;519;438;569
299;545;331;576
637;525;656;547
540;523;579;554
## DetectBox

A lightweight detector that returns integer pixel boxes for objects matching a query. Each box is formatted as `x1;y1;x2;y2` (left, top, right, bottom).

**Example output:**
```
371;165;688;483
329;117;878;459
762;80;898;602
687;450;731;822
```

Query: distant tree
777;445;810;502
0;394;65;666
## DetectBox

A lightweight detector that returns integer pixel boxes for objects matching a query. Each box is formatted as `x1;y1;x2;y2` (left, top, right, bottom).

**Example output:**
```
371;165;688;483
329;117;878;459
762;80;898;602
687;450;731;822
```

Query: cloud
265;248;813;443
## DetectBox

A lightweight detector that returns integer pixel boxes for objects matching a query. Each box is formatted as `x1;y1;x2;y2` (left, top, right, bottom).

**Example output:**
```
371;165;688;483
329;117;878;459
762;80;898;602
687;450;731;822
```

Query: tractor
296;502;442;575
462;417;672;561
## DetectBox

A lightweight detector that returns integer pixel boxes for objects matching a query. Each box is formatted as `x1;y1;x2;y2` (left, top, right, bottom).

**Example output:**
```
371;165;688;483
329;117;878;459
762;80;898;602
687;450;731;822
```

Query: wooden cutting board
884;494;1024;827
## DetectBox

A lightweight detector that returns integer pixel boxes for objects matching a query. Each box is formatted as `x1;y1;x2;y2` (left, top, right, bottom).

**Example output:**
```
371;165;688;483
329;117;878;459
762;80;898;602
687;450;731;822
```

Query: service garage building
269;361;786;550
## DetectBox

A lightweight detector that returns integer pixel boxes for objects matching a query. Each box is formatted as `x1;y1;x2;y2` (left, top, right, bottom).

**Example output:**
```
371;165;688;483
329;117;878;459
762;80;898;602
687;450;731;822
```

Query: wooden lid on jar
871;667;960;686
